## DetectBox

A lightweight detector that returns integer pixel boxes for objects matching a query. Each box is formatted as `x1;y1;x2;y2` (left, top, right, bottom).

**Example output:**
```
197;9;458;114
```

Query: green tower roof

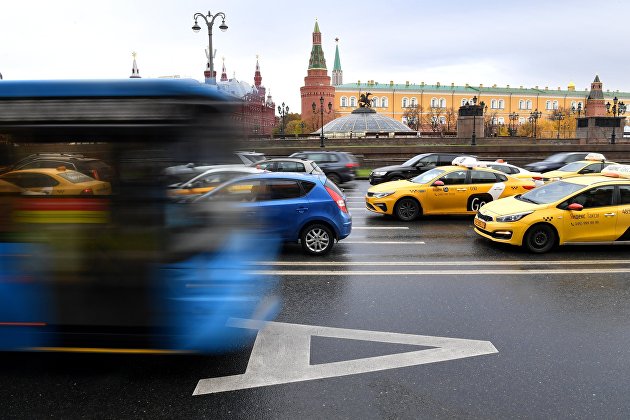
333;43;341;71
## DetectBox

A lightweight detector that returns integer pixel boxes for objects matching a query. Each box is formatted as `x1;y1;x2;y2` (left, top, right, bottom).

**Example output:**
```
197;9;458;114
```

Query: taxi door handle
604;213;616;217
456;188;467;191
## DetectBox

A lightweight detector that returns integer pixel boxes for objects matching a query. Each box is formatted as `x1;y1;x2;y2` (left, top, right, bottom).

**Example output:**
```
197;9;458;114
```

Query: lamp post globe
191;11;227;85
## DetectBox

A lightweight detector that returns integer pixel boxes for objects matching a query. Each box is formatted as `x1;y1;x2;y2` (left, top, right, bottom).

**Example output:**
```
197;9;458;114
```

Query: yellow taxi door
615;185;630;241
562;185;617;242
425;169;468;214
465;170;508;214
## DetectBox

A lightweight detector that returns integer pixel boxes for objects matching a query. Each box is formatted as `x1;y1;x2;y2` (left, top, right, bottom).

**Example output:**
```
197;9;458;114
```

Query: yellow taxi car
0;167;111;195
541;153;617;183
474;165;630;253
365;157;537;221
167;166;265;198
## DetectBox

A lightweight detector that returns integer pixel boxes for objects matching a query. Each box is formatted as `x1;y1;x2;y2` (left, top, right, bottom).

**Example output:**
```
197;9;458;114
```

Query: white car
478;159;544;187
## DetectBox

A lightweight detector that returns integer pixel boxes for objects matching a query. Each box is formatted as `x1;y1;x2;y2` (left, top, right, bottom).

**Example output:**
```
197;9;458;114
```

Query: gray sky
2;0;628;112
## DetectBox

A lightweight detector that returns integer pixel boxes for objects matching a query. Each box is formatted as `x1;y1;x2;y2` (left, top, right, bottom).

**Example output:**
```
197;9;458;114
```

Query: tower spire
220;57;228;82
130;52;141;78
308;19;327;70
332;37;343;86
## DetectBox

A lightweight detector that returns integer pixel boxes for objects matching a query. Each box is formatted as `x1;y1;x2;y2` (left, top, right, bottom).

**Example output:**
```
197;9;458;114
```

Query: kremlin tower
300;20;336;130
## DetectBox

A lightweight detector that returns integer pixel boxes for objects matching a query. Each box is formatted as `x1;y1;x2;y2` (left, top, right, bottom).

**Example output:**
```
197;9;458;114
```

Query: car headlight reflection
372;191;395;199
371;171;387;176
496;211;533;223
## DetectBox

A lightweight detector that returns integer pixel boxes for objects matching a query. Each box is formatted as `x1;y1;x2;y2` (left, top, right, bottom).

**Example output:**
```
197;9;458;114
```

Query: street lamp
312;96;332;148
191;10;228;85
278;102;289;139
529;109;542;139
571;102;583;118
466;96;485;146
508;112;519;136
606;96;626;145
551;111;565;139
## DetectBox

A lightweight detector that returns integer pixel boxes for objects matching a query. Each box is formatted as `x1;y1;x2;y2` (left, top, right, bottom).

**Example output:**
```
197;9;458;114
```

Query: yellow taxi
167;166;265;198
0;167;111;195
365;157;537;221
541;153;618;183
474;165;630;253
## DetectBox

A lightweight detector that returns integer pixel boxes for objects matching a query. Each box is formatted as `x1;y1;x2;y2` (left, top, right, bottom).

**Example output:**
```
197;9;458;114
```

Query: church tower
585;75;606;117
254;55;266;99
130;52;141;78
300;20;335;129
332;38;343;86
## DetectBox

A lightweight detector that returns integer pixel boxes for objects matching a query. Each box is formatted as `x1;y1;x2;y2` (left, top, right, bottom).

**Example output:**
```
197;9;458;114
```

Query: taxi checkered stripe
543;216;553;222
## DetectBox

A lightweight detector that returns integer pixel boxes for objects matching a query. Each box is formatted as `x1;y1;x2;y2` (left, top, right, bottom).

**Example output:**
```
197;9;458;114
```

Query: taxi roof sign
452;156;479;168
602;164;630;179
584;152;606;161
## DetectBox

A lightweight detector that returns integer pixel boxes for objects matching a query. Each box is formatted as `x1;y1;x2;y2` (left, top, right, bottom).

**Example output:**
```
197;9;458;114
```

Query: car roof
3;168;83;175
196;165;260;175
562;174;630;186
259;157;315;163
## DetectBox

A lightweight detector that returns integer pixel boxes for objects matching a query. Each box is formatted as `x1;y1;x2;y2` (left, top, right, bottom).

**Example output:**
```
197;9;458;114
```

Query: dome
318;107;416;135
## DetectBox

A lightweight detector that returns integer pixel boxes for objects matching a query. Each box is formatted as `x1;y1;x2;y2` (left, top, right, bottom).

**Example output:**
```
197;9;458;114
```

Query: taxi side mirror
567;203;583;211
433;180;445;187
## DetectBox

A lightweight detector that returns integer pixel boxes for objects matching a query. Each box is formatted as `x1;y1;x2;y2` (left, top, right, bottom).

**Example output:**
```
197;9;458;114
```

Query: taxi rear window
58;171;96;184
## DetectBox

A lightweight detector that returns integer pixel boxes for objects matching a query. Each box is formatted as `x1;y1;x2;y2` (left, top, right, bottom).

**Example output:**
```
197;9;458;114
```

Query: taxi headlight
372;191;395;199
496;211;533;223
371;171;387;176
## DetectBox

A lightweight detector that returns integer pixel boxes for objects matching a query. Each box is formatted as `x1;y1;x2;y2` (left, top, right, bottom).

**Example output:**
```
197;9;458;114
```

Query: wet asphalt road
2;180;630;419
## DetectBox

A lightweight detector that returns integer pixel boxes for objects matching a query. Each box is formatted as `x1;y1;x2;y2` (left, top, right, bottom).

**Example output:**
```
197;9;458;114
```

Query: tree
443;107;457;134
402;105;422;131
427;106;444;134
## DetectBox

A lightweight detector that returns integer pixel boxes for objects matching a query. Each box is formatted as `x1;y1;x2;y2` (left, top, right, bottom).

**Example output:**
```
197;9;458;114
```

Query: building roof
333;42;341;71
319;107;415;134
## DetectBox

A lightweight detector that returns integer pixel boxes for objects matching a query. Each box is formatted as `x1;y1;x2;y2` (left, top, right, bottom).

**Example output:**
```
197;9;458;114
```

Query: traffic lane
263;269;630;418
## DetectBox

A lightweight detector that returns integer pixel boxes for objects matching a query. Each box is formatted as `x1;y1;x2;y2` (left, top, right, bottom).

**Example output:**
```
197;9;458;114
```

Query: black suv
524;152;592;173
0;153;114;182
368;153;474;185
289;151;358;184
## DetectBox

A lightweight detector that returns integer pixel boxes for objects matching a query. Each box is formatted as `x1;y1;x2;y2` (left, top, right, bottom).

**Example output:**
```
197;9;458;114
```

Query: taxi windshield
518;180;584;204
556;162;585;172
411;168;445;184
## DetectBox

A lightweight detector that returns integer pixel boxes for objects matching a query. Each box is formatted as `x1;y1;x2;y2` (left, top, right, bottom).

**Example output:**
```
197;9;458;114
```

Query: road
2;180;630;419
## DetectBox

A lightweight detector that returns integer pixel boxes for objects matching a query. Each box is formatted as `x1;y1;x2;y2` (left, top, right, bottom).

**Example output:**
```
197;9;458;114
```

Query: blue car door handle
296;207;309;214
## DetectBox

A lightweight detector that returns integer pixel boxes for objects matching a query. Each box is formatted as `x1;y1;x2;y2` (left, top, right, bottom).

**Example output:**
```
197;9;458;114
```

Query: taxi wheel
394;198;421;221
523;224;556;254
301;223;335;256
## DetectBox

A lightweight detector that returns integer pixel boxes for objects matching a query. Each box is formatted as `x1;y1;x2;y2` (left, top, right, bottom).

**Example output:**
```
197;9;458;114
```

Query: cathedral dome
318;107;416;135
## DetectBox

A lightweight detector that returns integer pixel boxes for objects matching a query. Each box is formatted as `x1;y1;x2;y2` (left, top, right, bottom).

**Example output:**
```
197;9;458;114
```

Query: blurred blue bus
0;79;279;354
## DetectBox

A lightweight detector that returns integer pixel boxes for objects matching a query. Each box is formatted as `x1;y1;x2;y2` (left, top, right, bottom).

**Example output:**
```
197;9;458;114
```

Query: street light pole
312;96;332;148
508;112;519;136
191;11;228;85
278;102;289;140
552;111;565;139
606;96;626;145
529;109;542;139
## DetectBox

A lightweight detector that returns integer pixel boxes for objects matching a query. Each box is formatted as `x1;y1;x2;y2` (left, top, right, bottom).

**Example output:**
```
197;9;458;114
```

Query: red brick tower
585;75;607;117
300;20;335;130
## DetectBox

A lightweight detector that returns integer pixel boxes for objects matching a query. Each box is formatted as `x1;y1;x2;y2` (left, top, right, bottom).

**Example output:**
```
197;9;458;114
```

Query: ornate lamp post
551;111;565;139
508;112;519;136
191;11;228;85
606;96;626;145
466;96;485;146
571;102;583;118
312;96;332;148
529;109;542;139
277;102;289;139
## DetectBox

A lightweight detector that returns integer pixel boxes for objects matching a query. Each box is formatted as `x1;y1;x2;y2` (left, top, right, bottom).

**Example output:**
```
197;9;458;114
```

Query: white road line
256;260;629;266
248;268;630;276
351;226;409;230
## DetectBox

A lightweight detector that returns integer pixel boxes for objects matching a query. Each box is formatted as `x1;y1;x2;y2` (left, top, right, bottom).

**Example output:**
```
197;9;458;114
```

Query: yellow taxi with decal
0;167;111;195
541;153;617;183
365;157;536;221
474;164;630;253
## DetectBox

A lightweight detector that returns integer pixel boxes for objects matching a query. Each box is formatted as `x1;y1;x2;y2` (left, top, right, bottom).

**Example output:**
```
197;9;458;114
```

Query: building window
519;117;526;124
461;98;468;106
552;100;558;110
341;97;347;107
545;100;552;110
430;97;438;107
578;101;583;108
491;99;497;109
372;97;379;108
439;116;446;124
381;97;388;107
498;99;505;109
350;96;356;107
411;97;417;107
402;97;409;108
527;100;532;110
498;117;505;124
439;98;446;108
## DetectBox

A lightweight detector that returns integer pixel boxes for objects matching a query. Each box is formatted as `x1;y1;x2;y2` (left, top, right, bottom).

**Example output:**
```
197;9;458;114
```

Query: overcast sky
2;0;628;112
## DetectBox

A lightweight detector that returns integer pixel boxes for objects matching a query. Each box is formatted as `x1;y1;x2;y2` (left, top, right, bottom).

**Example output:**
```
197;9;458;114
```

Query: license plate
474;218;486;229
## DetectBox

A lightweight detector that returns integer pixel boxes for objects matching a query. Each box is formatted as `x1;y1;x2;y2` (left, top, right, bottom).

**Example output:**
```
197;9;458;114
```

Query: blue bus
0;79;278;353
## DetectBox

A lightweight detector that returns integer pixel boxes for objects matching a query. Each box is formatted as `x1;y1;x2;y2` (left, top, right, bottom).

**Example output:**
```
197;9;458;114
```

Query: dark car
0;153;114;182
368;153;474;185
289;151;358;184
524;152;592;173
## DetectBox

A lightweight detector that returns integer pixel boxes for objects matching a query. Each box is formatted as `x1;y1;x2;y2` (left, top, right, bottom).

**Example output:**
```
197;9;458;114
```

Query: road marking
351;226;409;230
343;241;426;245
257;260;630;266
249;268;630;276
193;319;497;395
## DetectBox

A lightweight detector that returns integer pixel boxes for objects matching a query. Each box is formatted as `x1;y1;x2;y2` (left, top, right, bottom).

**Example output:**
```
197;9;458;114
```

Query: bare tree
402;104;422;131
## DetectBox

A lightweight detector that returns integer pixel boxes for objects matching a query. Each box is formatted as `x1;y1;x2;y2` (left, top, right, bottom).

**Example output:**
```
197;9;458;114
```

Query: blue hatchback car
194;172;352;255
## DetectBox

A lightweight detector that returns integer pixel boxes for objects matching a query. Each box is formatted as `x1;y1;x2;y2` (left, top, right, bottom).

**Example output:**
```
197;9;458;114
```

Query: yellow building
333;79;629;136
